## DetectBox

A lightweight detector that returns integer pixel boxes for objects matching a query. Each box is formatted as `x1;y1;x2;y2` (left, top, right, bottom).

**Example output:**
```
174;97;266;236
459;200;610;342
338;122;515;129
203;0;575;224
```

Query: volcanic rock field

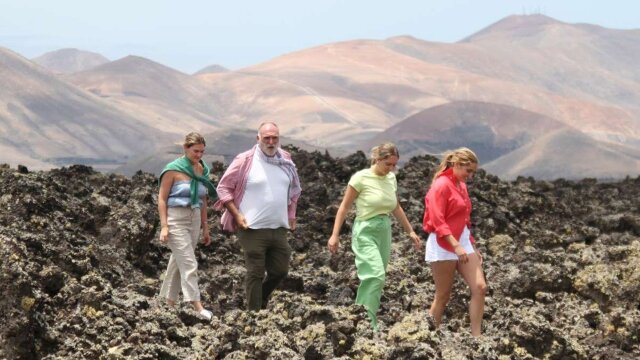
1;147;639;359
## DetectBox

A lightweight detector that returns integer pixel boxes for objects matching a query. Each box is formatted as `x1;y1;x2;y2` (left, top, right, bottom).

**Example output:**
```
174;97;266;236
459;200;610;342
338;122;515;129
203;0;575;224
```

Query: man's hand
288;218;296;231
235;213;248;230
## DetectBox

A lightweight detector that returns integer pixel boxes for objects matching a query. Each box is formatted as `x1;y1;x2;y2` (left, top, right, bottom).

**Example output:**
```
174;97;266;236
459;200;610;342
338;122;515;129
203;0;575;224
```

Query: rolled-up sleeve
282;150;301;220
287;195;299;219
214;156;242;210
426;184;452;238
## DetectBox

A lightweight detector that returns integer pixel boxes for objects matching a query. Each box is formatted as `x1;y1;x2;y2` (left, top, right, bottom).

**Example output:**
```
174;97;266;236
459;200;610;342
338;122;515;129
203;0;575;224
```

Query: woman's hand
327;235;340;254
202;231;211;246
409;231;422;251
454;244;469;264
159;226;169;244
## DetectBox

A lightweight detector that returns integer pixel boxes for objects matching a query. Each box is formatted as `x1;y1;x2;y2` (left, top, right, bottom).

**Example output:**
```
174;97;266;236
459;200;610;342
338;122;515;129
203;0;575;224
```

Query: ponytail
431;147;478;184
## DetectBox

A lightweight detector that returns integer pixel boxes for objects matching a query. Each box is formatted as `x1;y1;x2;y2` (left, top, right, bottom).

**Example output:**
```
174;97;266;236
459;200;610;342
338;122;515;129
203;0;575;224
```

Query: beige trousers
159;207;202;302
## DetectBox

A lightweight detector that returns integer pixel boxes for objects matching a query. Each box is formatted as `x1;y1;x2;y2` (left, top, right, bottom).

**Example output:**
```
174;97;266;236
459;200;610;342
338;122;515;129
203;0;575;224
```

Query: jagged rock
1;148;639;358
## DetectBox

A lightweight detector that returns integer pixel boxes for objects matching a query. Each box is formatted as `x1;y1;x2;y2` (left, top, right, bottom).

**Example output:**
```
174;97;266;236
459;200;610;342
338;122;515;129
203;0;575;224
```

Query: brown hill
32;48;109;74
366;101;569;163
194;64;229;75
428;14;640;109
381;16;640;145
66;56;224;134
0;47;169;170
483;127;640;179
198;18;639;153
113;127;332;176
3;15;639;179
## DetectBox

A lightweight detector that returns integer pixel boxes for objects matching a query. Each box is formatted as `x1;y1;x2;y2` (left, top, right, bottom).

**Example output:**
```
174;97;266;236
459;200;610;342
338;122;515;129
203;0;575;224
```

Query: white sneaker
198;309;213;320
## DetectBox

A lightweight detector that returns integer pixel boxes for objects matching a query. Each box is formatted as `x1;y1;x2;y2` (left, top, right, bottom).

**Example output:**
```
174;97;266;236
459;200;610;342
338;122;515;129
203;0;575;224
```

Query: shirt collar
439;167;455;180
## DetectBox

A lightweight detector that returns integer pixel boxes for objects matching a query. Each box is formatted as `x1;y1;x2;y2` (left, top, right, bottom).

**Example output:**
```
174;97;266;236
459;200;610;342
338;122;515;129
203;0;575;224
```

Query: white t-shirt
239;149;290;229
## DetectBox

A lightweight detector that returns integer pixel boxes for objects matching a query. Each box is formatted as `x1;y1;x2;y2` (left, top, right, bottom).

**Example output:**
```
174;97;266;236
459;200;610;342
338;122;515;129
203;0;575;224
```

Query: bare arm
327;185;359;254
444;234;469;264
158;172;175;244
200;196;211;246
223;200;248;230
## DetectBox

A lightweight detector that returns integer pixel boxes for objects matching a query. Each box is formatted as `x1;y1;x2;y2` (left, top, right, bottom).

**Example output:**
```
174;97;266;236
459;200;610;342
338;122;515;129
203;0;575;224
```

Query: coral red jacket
422;168;475;252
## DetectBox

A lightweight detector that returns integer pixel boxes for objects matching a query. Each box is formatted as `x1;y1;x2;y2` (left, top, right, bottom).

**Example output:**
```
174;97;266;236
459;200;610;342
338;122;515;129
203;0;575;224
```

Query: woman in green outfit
327;143;422;331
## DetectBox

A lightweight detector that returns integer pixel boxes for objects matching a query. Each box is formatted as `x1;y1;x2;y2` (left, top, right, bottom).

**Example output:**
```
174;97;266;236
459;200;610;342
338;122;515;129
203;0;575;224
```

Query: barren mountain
367;101;569;163
0;47;168;170
66;56;225;134
388;15;640;110
114;128;335;176
2;15;639;179
194;64;229;75
32;48;109;74
483;127;640;180
198;17;639;154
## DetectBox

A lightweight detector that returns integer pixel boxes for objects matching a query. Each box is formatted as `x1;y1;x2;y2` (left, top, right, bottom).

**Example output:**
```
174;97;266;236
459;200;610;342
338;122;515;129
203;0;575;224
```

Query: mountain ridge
2;14;639;179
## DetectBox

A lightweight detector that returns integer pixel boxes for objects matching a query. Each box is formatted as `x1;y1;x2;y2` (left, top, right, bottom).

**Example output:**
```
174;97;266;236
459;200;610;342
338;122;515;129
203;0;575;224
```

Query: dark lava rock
1;149;639;359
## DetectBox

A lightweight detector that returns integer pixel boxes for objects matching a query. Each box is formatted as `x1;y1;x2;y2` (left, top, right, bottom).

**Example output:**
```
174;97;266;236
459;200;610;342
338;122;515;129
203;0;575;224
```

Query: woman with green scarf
158;132;217;320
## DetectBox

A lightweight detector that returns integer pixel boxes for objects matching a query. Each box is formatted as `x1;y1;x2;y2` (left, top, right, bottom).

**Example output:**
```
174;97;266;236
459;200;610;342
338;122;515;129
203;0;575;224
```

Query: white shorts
425;226;474;262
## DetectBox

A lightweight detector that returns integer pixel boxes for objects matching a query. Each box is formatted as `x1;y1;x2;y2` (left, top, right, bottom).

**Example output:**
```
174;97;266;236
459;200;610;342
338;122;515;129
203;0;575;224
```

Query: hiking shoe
198;309;213;321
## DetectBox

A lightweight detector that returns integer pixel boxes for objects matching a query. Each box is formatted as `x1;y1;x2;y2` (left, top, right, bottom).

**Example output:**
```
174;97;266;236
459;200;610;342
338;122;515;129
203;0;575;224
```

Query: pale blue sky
0;0;638;73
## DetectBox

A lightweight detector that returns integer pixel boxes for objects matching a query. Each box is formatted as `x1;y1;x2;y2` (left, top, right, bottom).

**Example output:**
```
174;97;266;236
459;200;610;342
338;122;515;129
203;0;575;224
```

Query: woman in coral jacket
423;147;487;336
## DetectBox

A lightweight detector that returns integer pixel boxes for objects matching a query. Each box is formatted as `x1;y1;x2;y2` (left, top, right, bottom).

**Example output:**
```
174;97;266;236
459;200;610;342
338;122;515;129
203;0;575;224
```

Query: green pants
352;215;391;330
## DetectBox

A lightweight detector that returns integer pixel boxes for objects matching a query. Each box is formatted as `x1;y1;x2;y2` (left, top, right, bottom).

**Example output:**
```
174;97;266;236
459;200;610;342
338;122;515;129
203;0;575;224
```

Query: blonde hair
183;132;206;148
432;147;478;183
370;143;399;165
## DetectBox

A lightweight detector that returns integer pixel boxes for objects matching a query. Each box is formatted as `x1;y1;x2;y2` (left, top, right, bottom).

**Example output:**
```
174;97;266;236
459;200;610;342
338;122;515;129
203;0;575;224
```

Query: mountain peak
32;48;109;74
194;64;229;75
461;14;564;42
90;55;186;76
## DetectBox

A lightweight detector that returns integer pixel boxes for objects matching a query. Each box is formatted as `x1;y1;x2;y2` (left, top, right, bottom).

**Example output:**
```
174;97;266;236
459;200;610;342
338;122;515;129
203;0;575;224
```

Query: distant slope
66;56;224;135
388;14;640;109
114;127;331;176
4;14;640;179
0;47;169;170
194;64;228;75
0;143;54;170
383;15;640;141
483;128;640;180
199;24;639;151
367;101;569;163
32;48;109;74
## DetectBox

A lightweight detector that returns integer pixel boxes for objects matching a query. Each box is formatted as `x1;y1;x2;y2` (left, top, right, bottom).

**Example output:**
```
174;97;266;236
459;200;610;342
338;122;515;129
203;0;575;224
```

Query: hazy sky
1;0;638;73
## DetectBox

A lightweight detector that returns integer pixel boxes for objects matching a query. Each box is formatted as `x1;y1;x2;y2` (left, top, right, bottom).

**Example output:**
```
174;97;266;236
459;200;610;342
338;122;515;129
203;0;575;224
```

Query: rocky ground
1;147;639;359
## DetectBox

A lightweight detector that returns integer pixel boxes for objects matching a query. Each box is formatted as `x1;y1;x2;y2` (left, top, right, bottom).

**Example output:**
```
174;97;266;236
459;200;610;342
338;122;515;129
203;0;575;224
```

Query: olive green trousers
238;227;291;311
